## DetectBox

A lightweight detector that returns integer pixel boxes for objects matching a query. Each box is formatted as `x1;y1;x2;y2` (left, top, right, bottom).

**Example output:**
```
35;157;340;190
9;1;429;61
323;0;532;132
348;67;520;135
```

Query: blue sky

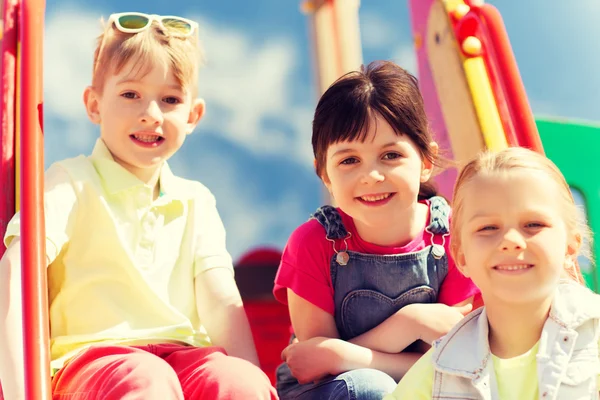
42;0;600;261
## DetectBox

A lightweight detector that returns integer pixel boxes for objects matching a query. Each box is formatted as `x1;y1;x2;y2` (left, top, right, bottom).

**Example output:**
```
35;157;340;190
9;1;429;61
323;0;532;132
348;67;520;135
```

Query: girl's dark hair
312;60;439;199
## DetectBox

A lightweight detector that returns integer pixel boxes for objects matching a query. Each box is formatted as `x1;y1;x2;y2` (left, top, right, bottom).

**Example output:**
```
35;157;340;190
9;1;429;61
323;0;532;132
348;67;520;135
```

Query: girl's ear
566;231;582;259
455;248;470;277
564;231;582;276
315;159;332;191
421;141;438;182
322;173;333;196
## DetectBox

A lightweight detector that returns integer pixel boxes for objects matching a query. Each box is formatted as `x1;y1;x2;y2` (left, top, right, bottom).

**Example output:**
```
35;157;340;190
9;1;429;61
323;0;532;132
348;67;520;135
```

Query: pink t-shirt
274;203;480;315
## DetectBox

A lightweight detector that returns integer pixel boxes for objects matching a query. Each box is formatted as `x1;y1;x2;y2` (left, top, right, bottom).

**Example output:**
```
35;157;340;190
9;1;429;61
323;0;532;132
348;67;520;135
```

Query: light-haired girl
387;147;600;399
273;61;480;399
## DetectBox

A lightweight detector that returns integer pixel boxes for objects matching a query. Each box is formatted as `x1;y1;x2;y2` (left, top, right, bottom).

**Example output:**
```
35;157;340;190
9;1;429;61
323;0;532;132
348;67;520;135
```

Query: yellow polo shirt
4;139;234;371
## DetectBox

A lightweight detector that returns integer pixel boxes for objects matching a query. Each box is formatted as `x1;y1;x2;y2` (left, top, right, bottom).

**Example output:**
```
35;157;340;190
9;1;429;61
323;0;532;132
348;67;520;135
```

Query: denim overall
277;196;451;400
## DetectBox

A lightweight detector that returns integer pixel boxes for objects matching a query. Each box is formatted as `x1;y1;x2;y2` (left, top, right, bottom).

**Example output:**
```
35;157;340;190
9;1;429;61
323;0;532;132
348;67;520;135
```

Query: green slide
538;118;600;291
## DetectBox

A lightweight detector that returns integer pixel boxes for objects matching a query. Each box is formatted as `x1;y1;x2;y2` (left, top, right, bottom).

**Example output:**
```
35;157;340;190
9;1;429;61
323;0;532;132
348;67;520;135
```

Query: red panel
0;0;18;258
245;301;292;385
477;4;543;153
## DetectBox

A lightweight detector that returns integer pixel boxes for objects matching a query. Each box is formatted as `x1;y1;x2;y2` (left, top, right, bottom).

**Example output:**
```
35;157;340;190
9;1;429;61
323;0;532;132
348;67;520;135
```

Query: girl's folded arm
288;288;340;340
348;304;421;353
287;290;421;381
349;297;474;354
332;339;424;381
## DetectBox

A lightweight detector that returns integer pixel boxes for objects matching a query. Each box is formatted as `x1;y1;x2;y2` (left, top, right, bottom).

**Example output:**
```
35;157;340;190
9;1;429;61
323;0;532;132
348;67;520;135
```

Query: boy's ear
186;98;206;135
83;86;101;124
420;141;439;182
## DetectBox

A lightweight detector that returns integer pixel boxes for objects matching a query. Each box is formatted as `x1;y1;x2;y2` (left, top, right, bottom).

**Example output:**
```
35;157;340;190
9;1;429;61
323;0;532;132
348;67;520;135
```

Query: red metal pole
19;0;51;398
0;0;18;259
478;4;544;154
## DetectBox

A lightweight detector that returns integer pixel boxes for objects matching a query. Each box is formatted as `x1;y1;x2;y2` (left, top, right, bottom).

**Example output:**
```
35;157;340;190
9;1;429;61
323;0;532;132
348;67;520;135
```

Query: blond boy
0;12;277;399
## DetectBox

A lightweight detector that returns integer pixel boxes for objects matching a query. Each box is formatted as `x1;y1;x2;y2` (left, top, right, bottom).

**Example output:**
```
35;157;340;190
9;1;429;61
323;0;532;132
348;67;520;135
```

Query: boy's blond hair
450;147;592;284
92;19;202;96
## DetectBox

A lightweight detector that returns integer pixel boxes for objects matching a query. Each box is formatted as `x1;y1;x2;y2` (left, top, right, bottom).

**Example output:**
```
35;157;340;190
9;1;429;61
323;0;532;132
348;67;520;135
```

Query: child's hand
281;337;342;384
411;303;472;344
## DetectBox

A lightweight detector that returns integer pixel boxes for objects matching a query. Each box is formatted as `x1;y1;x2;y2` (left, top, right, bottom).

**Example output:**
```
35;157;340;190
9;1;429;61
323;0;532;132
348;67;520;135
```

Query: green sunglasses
107;12;198;37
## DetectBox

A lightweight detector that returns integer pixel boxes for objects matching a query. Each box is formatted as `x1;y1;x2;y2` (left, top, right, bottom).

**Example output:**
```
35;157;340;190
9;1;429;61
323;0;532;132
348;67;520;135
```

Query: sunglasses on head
107;12;198;37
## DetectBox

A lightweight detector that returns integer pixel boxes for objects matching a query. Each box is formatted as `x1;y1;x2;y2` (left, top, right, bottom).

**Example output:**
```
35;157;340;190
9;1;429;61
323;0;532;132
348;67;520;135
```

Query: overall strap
310;205;349;240
427;196;451;235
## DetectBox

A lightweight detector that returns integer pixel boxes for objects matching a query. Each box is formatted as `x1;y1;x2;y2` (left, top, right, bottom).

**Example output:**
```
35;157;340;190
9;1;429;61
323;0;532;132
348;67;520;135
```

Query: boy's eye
382;152;402;160
163;96;181;105
340;157;358;165
477;225;498;232
121;91;139;99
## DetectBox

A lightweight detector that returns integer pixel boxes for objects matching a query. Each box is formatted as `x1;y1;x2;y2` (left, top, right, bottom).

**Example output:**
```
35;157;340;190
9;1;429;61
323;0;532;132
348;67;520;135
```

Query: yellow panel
442;0;467;12
463;57;508;151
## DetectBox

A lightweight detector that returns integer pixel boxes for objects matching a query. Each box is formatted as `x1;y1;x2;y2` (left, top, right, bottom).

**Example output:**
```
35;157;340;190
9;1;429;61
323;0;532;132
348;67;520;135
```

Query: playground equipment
0;0;598;398
537;118;600;289
408;0;598;288
0;0;49;398
409;0;542;197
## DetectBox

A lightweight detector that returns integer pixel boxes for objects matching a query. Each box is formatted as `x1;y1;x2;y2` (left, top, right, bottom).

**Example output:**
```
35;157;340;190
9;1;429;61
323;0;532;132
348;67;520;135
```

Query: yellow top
5;139;233;370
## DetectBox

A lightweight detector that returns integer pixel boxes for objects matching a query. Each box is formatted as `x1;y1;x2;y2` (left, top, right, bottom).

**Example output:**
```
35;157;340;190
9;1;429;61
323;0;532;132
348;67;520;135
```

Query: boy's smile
130;131;165;147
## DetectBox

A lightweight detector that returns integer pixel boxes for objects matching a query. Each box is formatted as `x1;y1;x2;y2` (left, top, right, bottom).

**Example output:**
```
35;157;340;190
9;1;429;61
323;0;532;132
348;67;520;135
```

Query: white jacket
430;282;600;400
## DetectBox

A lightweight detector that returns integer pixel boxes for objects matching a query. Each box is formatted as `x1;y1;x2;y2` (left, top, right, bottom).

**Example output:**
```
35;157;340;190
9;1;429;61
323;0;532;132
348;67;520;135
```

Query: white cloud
168;149;310;261
528;98;564;120
43;10;99;162
389;45;418;76
360;12;396;49
44;12;97;121
194;16;314;164
359;11;417;75
223;190;307;261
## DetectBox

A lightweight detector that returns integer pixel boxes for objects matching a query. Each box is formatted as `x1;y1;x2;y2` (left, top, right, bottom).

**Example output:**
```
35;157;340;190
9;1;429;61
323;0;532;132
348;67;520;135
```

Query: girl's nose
499;229;526;251
360;167;385;185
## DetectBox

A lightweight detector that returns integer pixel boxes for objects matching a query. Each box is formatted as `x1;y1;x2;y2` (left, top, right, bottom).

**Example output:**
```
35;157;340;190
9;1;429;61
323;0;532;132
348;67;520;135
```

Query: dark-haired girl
273;61;480;399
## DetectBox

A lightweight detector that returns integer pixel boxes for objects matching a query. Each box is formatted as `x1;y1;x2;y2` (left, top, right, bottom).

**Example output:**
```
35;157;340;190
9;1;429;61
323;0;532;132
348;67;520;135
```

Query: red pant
1;343;278;400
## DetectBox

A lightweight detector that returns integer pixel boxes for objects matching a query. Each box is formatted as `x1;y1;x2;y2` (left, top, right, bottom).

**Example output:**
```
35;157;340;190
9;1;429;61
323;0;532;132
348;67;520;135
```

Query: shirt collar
89;138;195;201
